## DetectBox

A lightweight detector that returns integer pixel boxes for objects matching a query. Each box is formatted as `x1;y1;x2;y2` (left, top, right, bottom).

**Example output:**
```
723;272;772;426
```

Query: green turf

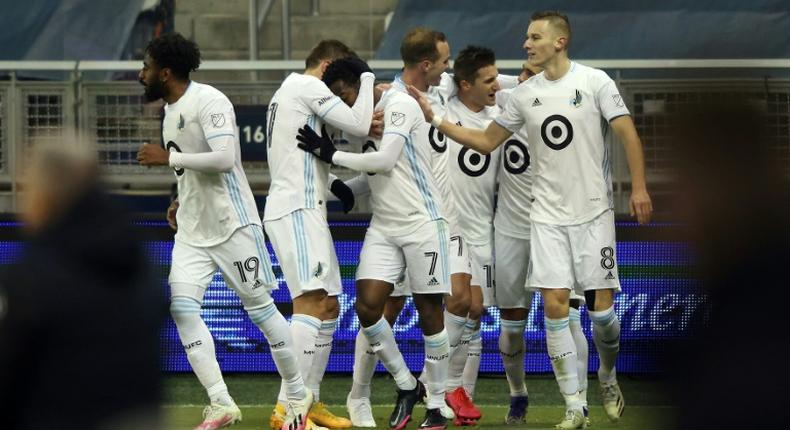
165;374;674;429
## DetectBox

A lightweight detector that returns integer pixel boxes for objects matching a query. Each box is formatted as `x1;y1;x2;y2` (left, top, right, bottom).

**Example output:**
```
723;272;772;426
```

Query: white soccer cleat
600;381;625;422
554;409;586;429
346;394;377;428
439;402;456;420
282;388;314;430
194;403;242;430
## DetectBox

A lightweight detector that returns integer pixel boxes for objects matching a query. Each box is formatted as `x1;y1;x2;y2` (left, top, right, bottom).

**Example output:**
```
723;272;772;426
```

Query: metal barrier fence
1;59;788;213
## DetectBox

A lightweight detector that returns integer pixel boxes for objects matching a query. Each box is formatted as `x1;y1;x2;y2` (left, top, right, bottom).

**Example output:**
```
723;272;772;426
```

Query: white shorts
390;272;411;297
449;234;472;275
356;220;451;295
528;210;621;294
169;224;277;310
264;208;342;299
494;230;534;310
468;241;495;307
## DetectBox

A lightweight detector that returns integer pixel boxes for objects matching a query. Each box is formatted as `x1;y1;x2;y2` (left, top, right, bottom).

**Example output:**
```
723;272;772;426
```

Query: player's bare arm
166;199;179;231
406;84;511;154
610;115;653;225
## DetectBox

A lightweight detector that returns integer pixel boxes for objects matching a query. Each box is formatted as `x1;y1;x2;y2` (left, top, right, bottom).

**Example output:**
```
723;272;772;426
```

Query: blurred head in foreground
667;97;789;428
1;137;162;430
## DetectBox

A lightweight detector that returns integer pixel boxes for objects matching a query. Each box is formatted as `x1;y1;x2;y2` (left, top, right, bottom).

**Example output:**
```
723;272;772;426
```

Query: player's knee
445;293;470;317
467;300;484;321
355;299;379;327
169;296;202;323
323;295;340;318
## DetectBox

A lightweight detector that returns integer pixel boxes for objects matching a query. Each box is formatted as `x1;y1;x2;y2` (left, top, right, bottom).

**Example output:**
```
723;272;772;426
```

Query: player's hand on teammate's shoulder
405;85;434;122
630;188;653;225
166;199;179;231
137;142;170;166
297;124;337;164
368;110;384;139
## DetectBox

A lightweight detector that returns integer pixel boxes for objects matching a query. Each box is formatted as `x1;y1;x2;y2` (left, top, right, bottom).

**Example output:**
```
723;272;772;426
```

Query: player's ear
319;60;332;76
420;59;432;73
554;35;567;52
460;79;472;92
159;67;171;83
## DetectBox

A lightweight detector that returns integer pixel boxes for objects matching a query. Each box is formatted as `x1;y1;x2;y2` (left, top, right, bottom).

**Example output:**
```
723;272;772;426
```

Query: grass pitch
164;374;674;429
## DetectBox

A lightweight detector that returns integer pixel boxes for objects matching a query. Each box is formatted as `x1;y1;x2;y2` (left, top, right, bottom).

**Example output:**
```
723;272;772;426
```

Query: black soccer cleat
418;408;448;430
389;380;424;430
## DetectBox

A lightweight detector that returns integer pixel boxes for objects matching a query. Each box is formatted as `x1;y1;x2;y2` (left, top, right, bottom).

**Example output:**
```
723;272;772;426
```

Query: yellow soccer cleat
272;399;329;430
308;402;353;429
269;403;286;430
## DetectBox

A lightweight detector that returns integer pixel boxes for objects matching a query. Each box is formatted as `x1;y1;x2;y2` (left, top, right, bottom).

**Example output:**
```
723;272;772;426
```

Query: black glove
330;179;355;213
339;56;373;76
297;124;336;164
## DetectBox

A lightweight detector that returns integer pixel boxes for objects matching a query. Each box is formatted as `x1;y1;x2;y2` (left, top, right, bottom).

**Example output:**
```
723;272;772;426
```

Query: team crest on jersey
177;114;185;130
210;113;225;128
570;89;582;108
612;94;624;107
390;111;406;126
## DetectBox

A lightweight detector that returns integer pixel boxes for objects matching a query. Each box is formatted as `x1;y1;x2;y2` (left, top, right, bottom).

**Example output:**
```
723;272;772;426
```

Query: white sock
589;305;620;384
569;307;589;406
362;318;416;391
545;317;581;410
307;318;336;402
277;314;320;403
445;311;469;391
350;329;378;399
424;329;450;410
462;324;482;398
247;302;306;402
170;296;234;407
500;318;528;397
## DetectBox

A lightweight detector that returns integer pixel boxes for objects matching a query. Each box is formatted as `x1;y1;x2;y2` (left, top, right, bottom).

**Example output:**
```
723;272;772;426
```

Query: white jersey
494;88;533;239
264;72;374;221
366;88;445;236
162;81;260;247
394;73;460;234
494;62;629;226
445;97;500;245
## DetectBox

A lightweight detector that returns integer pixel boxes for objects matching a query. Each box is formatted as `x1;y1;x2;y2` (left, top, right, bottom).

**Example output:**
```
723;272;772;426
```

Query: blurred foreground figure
0;141;162;430
669;98;790;428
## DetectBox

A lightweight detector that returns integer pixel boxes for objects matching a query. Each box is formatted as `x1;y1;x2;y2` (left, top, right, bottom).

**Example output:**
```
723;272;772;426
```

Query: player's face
523;20;558;67
139;54;166;102
466;65;500;107
425;41;450;86
329;80;360;107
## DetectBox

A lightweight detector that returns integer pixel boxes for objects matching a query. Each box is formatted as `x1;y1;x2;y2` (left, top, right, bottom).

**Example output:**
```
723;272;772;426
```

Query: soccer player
136;33;309;430
263;40;376;430
496;62;593;426
407;11;653;429
296;56;452;430
441;45;503;426
391;28;477;422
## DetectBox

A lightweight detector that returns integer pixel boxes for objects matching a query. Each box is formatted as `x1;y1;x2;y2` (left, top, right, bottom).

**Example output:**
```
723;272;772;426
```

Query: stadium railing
0;59;788;214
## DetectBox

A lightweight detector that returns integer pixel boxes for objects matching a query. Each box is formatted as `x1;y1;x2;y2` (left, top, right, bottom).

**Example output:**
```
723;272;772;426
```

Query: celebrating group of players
136;9;652;430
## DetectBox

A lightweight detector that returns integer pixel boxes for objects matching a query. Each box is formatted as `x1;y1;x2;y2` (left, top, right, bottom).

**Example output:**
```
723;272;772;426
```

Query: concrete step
289;15;386;51
192;14;385;55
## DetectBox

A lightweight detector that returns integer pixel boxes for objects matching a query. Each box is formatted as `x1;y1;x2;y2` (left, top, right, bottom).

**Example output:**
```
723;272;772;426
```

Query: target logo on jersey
540;114;574;151
428;125;446;152
503;139;530;174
